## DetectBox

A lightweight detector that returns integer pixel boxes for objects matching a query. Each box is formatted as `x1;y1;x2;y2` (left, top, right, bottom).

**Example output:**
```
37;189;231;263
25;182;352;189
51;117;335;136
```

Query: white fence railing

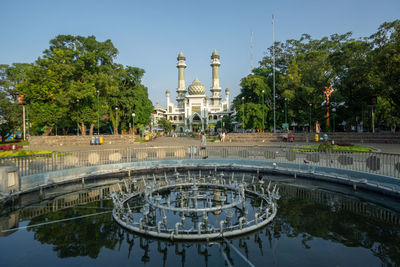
1;146;399;179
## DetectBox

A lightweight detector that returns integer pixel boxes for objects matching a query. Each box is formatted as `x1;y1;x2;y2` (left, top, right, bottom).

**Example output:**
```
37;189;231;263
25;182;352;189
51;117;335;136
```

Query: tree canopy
234;19;400;132
4;35;153;136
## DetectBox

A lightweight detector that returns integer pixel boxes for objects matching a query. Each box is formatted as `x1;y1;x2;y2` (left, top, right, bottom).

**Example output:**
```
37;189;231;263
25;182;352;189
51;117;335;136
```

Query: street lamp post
77;99;80;136
371;105;375;133
332;108;336;132
262;90;264;132
284;98;287;124
132;113;136;135
26;105;29;137
309;103;312;133
97;90;100;135
241;97;245;133
115;107;118;135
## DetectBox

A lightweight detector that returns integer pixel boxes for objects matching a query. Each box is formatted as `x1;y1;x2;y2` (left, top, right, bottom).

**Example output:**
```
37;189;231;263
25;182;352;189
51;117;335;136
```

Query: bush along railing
0;146;399;179
0;144;24;151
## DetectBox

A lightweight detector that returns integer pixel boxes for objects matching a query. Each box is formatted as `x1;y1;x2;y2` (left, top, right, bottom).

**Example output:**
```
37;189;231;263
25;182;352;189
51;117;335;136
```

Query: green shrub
318;142;333;151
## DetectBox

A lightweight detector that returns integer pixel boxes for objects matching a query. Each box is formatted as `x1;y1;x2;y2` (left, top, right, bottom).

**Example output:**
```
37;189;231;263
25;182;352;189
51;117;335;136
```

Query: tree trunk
89;123;94;136
80;123;86;136
43;126;53;136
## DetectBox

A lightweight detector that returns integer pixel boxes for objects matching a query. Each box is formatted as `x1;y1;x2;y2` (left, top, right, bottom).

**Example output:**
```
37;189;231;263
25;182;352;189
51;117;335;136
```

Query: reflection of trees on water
27;201;117;259
274;194;400;266
24;186;400;266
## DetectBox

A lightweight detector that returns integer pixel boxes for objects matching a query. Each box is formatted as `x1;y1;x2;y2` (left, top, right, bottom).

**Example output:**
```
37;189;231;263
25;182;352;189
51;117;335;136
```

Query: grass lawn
0;149;54;158
295;144;375;152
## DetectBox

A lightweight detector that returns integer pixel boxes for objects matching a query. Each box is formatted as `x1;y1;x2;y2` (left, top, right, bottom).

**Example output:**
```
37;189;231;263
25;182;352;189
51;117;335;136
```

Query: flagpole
272;14;276;133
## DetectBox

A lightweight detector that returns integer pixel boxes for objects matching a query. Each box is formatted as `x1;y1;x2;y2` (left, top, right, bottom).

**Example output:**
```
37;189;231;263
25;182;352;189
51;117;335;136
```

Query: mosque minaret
210;49;222;106
176;51;187;108
164;50;230;133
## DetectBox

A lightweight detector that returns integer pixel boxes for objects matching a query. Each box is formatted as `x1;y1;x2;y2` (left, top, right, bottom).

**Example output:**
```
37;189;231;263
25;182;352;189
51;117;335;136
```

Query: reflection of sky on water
0;181;399;267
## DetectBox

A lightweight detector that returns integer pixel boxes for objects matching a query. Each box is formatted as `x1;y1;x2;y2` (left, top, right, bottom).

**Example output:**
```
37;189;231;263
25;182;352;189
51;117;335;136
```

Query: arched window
174;116;177;121
179;116;182;120
209;116;212;120
214;115;217;120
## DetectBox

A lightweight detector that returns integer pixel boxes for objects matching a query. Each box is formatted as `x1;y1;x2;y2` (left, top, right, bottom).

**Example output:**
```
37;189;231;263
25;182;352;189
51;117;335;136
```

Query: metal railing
1;146;399;179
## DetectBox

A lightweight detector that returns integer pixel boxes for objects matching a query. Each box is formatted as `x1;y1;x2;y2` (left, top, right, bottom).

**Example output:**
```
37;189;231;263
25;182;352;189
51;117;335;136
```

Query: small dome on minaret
166;89;170;96
225;88;230;94
211;49;220;59
177;51;186;60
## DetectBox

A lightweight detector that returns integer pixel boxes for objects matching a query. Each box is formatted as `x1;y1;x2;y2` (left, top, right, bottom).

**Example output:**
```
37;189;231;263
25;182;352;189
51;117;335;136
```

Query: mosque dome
188;78;206;95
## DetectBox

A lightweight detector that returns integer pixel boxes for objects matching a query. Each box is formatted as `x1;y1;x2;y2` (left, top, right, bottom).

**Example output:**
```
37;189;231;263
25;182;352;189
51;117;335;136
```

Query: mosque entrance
192;113;202;132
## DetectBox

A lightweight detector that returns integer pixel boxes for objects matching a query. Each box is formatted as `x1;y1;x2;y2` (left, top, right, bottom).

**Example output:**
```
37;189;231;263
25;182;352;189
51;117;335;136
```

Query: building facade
165;50;230;132
151;104;167;131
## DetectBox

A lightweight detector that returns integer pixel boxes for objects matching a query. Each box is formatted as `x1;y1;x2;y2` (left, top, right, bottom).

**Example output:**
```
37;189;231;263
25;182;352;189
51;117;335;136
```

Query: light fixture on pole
115;107;118;135
132;113;135;135
332;108;336;132
272;14;276;133
262;90;264;132
309;103;312;133
241;97;245;133
284;98;287;124
76;99;80;136
18;94;26;140
26;105;30;138
371;106;374;133
97;90;100;135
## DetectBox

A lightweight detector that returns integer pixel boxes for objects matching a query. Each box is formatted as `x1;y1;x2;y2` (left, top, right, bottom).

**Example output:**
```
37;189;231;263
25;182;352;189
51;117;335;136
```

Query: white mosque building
165;50;231;132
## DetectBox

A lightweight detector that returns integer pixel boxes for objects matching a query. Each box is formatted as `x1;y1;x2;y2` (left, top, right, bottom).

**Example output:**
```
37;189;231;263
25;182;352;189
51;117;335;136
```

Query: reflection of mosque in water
1;177;400;266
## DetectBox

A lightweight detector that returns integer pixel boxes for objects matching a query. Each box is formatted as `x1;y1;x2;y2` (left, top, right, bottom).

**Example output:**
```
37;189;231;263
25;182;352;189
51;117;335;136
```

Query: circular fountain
111;171;280;240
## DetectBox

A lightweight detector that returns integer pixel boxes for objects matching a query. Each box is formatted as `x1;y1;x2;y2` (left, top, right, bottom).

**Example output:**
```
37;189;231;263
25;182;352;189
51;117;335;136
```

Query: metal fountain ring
111;175;280;241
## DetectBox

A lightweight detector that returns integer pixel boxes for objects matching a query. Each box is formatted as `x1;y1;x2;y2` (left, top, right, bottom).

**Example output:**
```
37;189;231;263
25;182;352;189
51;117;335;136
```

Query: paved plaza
31;135;400;154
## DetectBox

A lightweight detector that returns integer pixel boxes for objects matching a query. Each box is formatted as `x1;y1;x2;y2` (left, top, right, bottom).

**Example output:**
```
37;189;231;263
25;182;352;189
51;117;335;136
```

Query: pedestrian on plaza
200;132;207;159
200;132;207;149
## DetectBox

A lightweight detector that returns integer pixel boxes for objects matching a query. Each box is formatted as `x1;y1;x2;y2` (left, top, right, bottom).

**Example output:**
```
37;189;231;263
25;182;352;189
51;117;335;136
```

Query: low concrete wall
0;166;18;194
14;159;400;198
226;132;400;144
29;135;136;148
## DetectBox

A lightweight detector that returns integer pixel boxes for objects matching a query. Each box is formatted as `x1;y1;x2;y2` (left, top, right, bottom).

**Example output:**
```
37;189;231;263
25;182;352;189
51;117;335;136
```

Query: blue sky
1;0;399;107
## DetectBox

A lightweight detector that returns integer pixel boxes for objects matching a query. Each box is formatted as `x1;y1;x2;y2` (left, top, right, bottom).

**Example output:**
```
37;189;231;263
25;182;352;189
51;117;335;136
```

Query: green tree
105;65;153;135
15;35;153;136
232;74;272;131
250;21;400;132
0;64;26;142
158;118;172;133
369;20;400;131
